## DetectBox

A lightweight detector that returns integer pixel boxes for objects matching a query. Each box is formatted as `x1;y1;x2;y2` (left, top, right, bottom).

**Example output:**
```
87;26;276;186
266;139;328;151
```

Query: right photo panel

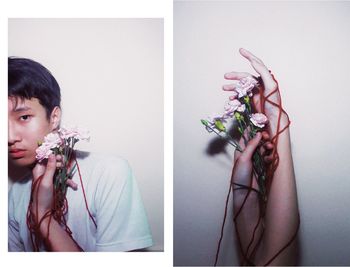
174;1;350;266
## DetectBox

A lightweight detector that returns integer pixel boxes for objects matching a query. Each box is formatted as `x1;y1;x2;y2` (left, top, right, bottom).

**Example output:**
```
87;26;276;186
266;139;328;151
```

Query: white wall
8;18;164;251
174;1;350;265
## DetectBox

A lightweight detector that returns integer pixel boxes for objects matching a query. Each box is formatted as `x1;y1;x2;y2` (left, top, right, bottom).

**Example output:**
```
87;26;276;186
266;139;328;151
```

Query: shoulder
74;151;133;186
75;151;131;173
9;174;32;201
8;174;32;219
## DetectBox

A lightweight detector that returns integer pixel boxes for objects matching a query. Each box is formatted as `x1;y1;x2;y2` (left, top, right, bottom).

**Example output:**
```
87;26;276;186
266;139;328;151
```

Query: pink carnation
35;144;54;162
35;132;61;162
229;91;238;100
250;113;268;128
43;132;62;148
59;126;90;142
235;76;258;98
224;99;246;116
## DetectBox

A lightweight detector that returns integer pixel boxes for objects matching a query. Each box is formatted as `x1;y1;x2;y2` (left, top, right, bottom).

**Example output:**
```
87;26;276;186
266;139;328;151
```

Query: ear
50;106;62;131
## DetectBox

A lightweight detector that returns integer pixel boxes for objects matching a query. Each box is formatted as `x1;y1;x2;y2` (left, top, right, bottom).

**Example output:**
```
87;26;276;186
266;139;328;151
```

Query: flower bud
201;119;209;127
214;120;226;132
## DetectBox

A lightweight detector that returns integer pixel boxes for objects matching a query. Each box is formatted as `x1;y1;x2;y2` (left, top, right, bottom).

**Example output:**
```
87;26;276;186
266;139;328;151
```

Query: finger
56;162;63;169
239;48;277;90
264;142;274;150
261;131;270;141
229;95;238;100
264;154;274;163
240;132;262;161
239;47;264;64
42;154;56;186
32;162;46;181
224;71;253;80
55;154;65;165
66;179;78;191
55;154;64;169
222;84;236;91
260;141;273;158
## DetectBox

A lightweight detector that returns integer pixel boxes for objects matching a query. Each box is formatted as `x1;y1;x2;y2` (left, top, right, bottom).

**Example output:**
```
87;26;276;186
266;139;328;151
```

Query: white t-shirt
8;152;153;252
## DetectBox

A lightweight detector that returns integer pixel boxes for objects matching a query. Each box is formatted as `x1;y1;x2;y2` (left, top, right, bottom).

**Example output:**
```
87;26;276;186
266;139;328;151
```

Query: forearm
233;189;264;262
39;217;82;252
257;112;299;265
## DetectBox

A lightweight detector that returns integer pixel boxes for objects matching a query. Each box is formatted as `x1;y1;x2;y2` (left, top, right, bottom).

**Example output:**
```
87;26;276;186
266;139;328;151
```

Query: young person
224;49;299;265
8;57;153;252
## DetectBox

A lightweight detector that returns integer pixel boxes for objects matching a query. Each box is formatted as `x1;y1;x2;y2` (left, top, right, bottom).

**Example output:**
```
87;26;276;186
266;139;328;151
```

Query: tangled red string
26;153;97;251
214;74;300;266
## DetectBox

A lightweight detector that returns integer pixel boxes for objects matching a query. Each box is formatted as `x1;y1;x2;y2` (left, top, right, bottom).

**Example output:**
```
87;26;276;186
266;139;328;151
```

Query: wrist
266;112;289;137
38;214;51;237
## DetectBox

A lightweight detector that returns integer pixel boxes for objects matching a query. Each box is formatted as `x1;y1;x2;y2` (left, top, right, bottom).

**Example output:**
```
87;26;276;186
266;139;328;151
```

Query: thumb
42;154;57;185
241;132;262;161
32;162;46;181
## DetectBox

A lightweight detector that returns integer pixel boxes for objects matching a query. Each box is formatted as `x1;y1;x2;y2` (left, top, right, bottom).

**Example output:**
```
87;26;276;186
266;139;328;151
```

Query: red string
214;74;300;266
26;152;97;251
74;156;97;229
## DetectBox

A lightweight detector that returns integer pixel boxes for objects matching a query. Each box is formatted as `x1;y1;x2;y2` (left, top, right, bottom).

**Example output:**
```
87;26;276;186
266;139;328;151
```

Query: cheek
24;119;52;151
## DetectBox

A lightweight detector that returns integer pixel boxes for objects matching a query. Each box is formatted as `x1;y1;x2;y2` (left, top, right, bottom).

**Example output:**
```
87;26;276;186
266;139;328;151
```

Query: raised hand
223;48;286;137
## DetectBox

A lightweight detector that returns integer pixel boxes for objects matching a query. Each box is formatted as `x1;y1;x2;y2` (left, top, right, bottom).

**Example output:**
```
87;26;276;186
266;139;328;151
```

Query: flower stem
205;124;242;152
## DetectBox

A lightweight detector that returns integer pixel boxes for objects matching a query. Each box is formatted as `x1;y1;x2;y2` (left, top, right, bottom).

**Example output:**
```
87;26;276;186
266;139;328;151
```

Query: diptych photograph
3;0;350;267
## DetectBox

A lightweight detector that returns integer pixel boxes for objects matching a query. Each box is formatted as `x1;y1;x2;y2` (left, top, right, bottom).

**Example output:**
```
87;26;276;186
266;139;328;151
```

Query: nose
8;121;21;146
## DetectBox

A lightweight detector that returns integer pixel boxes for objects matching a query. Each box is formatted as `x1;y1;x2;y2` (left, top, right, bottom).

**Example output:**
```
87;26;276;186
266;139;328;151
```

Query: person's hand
31;154;78;221
31;154;57;220
223;48;283;130
232;131;274;192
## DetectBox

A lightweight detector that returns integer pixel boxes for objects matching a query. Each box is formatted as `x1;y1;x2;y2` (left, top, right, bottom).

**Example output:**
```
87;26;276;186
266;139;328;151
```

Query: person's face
8;97;61;167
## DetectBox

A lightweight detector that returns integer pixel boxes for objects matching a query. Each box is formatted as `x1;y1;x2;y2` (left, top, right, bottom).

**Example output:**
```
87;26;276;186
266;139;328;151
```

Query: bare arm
227;48;299;265
39;216;81;251
257;114;299;265
30;154;81;252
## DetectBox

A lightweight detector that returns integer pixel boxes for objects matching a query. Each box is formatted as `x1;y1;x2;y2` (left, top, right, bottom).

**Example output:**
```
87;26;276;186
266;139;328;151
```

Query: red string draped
214;75;300;266
26;153;97;251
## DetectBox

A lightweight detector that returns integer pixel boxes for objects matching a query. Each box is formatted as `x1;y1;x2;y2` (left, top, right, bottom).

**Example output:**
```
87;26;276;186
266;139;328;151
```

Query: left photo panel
8;18;164;252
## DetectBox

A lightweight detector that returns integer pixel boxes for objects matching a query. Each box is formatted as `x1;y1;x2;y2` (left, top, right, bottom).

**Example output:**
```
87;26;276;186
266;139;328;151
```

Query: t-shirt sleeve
93;158;153;251
8;186;25;252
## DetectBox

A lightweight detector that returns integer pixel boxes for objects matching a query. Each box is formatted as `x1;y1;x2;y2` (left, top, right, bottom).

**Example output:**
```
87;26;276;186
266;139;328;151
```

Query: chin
10;157;36;168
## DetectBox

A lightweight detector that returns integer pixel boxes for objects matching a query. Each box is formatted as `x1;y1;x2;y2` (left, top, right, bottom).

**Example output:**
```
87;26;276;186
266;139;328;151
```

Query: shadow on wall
206;120;241;156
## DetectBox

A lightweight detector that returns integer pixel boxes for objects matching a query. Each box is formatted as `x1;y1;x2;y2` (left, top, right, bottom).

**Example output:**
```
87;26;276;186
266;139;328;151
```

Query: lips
9;149;26;159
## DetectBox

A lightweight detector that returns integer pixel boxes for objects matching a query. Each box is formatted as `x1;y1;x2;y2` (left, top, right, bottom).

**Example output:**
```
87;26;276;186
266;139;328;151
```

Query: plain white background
8;18;164;252
174;1;350;266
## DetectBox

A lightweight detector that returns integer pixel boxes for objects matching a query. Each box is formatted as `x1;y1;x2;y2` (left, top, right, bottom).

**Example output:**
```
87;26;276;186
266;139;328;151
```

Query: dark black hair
8;57;61;119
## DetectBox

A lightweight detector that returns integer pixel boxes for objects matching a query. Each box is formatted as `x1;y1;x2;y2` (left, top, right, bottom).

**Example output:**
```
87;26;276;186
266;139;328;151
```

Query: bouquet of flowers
35;126;90;219
27;126;92;251
201;76;269;203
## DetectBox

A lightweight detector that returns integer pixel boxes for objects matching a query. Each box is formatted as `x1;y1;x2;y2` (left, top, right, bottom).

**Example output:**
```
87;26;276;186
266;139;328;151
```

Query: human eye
19;114;32;121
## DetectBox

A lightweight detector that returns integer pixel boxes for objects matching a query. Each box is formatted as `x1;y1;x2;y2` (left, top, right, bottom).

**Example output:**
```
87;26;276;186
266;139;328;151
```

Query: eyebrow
12;106;32;112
